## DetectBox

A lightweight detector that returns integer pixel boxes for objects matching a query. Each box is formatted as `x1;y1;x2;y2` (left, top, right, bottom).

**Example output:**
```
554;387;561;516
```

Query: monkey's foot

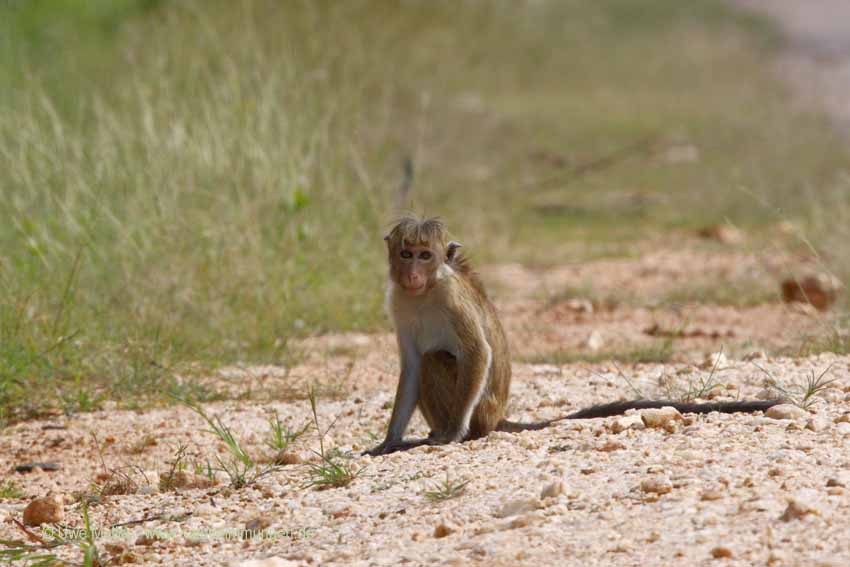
363;438;430;457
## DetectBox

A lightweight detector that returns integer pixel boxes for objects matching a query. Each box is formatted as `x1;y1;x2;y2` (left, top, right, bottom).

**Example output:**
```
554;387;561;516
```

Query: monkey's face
389;242;443;297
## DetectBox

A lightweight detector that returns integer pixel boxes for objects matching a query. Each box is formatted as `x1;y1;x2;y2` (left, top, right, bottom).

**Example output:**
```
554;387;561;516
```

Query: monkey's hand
363;438;429;457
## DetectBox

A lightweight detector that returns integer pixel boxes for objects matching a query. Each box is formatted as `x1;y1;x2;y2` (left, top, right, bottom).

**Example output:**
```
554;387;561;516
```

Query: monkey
364;215;781;456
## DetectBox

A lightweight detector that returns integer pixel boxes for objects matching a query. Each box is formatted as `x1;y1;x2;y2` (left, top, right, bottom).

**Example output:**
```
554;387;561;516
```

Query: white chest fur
388;282;459;356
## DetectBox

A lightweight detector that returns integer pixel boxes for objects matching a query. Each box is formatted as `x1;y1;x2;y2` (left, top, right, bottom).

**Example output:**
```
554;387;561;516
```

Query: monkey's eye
419;251;432;261
400;250;413;259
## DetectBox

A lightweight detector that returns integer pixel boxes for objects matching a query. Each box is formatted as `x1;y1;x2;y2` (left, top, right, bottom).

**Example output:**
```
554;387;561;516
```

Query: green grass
1;0;849;423
0;480;24;500
423;473;470;503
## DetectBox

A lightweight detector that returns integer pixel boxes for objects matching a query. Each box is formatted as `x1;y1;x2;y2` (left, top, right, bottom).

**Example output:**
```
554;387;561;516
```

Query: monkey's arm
365;335;423;456
435;306;492;444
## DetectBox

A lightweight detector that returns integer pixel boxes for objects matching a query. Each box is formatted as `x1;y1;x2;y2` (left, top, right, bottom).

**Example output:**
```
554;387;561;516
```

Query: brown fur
365;215;783;457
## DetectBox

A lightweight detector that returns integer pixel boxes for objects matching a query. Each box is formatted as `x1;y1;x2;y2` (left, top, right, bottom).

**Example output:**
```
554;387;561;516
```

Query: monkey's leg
419;351;457;437
436;317;492;444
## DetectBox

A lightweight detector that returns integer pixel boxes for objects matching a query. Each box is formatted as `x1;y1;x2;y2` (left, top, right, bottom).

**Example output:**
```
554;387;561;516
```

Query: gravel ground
2;354;849;566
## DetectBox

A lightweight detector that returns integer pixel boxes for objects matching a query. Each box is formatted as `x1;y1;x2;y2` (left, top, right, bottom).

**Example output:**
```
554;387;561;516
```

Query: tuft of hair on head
384;214;448;249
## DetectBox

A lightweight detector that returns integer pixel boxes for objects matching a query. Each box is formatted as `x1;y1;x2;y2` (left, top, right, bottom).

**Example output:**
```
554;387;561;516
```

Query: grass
264;412;309;453
303;386;362;490
0;0;849;423
423;474;470;503
0;481;24;500
755;363;838;410
177;397;280;489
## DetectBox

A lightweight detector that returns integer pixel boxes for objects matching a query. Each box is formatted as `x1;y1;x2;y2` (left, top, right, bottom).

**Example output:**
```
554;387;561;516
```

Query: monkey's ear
447;241;462;261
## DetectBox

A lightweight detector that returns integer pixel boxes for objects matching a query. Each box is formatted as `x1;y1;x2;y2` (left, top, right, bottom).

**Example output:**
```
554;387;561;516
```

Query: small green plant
265;411;309;453
158;444;190;492
193;459;216;483
303;386;363;490
660;347;728;402
423;473;470;502
0;481;23;499
756;363;837;410
80;499;100;567
175;397;279;488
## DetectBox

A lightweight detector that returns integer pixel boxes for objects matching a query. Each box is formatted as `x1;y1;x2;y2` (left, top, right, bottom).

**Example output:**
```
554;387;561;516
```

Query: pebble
641;407;683;429
540;480;565;499
494;498;539;518
781;272;842;311
711;546;733;559
779;498;820;522
806;417;829;432
611;414;644;434
433;522;456;538
640;478;672;495
273;451;302;465
583;330;604;351
766;404;808;421
22;495;64;526
700;489;724;501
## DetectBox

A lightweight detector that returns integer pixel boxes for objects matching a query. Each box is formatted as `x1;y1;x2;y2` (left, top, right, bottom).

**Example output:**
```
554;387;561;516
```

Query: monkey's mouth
401;283;426;295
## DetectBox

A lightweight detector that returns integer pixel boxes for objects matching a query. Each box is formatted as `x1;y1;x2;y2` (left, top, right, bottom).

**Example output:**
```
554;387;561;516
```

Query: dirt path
735;0;850;132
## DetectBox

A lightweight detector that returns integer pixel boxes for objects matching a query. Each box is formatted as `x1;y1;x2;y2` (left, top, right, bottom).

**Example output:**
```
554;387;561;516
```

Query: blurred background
1;0;848;423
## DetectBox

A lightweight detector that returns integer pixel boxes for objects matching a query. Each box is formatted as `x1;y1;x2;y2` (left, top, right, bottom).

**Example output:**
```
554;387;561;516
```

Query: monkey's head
385;215;461;297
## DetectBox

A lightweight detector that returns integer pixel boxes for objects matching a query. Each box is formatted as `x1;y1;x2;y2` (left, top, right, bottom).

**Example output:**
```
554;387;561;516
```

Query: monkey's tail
496;399;783;432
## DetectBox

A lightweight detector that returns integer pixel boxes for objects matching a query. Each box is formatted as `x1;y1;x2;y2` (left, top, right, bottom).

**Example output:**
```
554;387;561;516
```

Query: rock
711;546;733;559
641;407;683;429
22;495;64;526
697;225;743;244
806;417;829;432
583;330;604;352
766;404;808;421
564;298;594;313
640;478;672;495
779;498;819;522
597;440;625;452
273;451;302;465
494;498;539;518
827;477;847;488
781;273;842;311
701;489;724;501
834;414;850;424
837;422;850;436
611;414;645;434
433;522;456;538
540;480;565;499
